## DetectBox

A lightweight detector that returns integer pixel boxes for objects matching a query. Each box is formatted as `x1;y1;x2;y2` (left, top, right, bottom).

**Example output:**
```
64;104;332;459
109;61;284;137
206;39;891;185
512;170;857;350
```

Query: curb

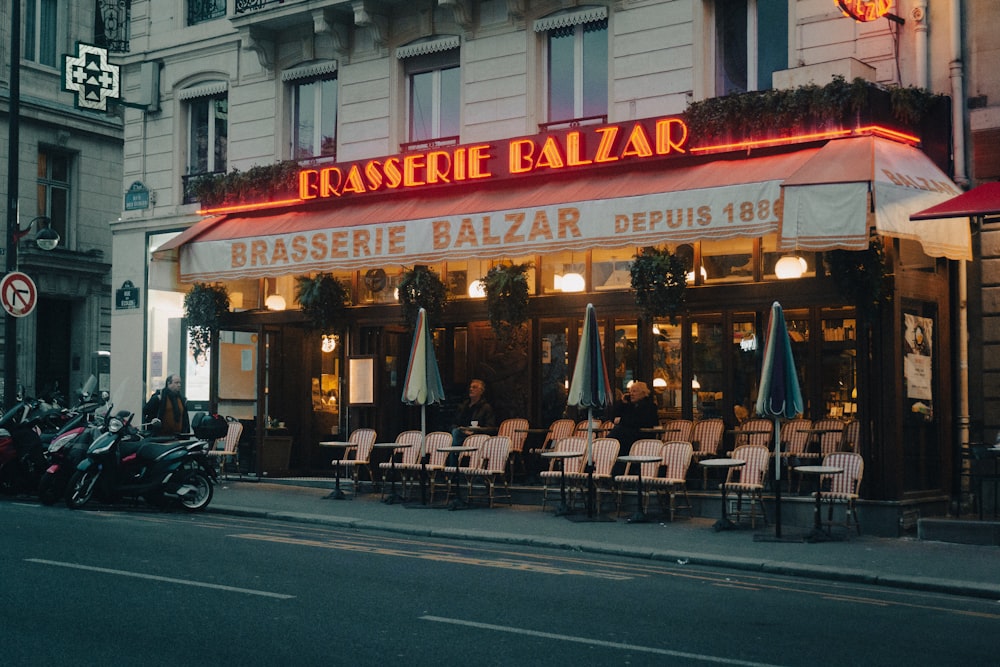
208;504;1000;601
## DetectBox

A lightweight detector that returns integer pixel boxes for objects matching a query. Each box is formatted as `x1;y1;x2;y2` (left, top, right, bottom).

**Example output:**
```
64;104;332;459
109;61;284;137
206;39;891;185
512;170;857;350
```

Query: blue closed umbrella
402;307;446;503
567;303;611;517
755;301;804;537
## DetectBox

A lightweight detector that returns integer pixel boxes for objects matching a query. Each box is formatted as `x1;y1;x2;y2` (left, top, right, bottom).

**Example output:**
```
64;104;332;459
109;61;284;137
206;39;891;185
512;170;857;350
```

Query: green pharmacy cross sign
63;42;120;111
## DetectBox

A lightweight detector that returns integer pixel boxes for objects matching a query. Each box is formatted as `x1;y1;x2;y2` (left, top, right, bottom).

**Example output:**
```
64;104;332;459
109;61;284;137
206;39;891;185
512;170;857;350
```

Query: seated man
449;379;497;464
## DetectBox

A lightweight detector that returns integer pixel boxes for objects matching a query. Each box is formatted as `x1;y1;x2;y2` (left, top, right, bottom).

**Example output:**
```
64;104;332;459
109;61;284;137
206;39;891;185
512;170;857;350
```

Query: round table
319;440;353;499
374;442;412;504
617;454;662;523
437;445;479;510
699;458;746;531
794;464;844;540
540;450;582;516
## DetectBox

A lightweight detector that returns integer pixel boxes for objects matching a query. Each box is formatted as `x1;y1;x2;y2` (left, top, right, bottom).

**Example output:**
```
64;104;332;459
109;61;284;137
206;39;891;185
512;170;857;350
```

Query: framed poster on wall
348;356;375;406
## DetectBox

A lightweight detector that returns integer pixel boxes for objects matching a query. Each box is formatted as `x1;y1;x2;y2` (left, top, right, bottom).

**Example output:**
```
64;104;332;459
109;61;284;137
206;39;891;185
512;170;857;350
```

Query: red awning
165;149;820;282
910;181;1000;220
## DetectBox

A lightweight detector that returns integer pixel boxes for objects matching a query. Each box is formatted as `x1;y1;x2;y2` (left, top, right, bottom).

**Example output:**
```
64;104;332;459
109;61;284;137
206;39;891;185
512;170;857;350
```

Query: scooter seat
136;441;186;461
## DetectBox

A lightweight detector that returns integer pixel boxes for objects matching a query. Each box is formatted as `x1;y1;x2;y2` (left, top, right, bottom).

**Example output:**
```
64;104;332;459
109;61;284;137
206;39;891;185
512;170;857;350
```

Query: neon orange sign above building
836;0;893;22
298;117;689;202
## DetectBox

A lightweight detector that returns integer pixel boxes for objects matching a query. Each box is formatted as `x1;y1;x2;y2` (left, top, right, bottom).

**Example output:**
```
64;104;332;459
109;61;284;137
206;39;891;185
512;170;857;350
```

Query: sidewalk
208;479;1000;601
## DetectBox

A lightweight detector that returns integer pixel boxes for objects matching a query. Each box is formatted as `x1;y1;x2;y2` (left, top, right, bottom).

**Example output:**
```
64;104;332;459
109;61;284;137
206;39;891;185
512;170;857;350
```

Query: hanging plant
183;283;230;358
398;265;448;328
826;237;891;324
482;261;531;347
295;273;350;334
629;246;687;323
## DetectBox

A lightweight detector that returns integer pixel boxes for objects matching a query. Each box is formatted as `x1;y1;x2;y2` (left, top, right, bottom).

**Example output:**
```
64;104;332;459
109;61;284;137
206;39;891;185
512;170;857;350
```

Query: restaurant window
785;309;811;413
219;278;261;311
290;73;338;160
541;249;588;294
701;237;755;283
37;150;71;246
731;315;759;420
691;318;724;420
446;258;490;299
312;336;342;437
613;322;639;396
652;320;683;419
401;41;461;145
763;233;816;281
24;0;58;66
592;248;635;291
710;0;787;95
536;8;608;124
821;309;857;419
539;319;571;426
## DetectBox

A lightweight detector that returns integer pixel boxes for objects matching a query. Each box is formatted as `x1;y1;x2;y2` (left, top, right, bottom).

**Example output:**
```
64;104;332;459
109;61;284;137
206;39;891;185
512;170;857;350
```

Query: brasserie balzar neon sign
298;116;689;201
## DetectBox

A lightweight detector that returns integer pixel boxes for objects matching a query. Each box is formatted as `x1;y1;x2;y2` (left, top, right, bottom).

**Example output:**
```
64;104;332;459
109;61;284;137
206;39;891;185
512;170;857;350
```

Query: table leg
626;471;648;523
448;463;468;510
554;461;571;516
713;480;738;531
324;460;347;500
384;457;406;504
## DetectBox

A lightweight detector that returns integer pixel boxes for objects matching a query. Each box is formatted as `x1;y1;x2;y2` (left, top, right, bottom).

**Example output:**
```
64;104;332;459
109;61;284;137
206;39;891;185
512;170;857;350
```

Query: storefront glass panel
539;319;571;425
652;320;683;419
702;237;754;283
691;318;724;420
821;309;857;418
592;247;635;291
732;315;759;420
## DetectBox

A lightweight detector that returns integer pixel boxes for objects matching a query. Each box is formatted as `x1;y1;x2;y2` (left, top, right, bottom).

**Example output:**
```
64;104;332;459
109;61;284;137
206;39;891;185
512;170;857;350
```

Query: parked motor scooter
65;410;217;511
0;397;51;496
36;378;104;505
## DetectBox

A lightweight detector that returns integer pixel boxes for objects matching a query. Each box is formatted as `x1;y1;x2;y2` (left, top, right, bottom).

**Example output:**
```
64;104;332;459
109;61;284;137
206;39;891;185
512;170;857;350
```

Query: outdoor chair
690;418;725;488
461;435;512;508
207;417;243;480
498;417;529;483
725;444;770;528
779;417;813;490
527;418;575;481
738;418;774;447
661;419;693;443
816;451;864;535
435;432;490;505
812;418;846;457
379;430;423;499
396;431;452;502
840;419;861;452
647;440;693;521
564;437;620;512
540;436;587;510
331;428;377;495
613;439;663;517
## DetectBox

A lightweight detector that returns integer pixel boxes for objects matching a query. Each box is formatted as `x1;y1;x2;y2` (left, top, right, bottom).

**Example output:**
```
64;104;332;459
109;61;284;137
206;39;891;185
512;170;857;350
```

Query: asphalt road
3;500;997;666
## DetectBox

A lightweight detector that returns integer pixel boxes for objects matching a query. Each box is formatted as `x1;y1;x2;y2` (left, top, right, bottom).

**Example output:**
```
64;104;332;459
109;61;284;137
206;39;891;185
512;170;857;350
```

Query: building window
402;46;461;145
188;0;226;26
95;0;132;54
24;0;58;67
37;151;71;245
538;9;608;125
188;94;228;176
292;75;338;160
712;0;787;96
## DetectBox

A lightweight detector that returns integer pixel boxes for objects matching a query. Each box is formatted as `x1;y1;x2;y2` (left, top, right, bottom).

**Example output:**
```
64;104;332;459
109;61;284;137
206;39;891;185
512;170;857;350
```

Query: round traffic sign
1;271;38;318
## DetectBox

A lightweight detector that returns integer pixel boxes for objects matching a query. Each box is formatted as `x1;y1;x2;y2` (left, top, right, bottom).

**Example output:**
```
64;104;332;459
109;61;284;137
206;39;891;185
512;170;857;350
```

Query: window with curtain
546;18;608;124
25;0;58;66
187;94;228;176
712;0;788;96
37;150;71;245
405;49;461;144
292;75;338;160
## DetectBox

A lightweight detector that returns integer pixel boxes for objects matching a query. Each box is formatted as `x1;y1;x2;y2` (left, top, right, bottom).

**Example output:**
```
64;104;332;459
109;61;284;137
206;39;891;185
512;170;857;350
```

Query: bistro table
437;445;479;510
794;464;844;541
617;454;662;523
319;440;353;500
699;458;746;531
540;450;583;516
373;442;412;504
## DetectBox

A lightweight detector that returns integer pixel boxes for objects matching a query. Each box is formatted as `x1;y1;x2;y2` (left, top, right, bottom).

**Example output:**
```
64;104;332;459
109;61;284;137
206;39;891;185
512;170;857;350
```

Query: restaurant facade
111;0;972;529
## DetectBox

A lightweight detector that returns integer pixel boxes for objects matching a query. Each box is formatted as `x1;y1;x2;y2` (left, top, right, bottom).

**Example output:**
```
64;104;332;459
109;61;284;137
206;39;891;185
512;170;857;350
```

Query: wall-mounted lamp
321;334;338;353
652;377;667;388
775;254;808;280
691;375;701;390
265;294;286;311
467;279;486;298
15;215;60;251
559;272;585;292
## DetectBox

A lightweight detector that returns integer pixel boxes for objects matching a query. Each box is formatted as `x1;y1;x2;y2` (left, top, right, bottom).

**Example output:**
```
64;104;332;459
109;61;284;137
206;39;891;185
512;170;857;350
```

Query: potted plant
183;283;230;358
629;246;687;323
295;273;350;334
826;237;891;324
482;261;531;347
398;265;447;328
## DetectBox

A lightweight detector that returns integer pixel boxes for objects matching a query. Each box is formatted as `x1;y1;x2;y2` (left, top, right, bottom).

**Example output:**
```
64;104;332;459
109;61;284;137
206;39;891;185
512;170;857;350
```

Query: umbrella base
322;489;348;500
804;528;845;543
712;518;741;531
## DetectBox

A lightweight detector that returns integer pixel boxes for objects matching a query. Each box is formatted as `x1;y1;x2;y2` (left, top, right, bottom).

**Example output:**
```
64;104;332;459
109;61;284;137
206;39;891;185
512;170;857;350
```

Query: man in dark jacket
450;378;496;450
143;374;190;435
607;380;659;450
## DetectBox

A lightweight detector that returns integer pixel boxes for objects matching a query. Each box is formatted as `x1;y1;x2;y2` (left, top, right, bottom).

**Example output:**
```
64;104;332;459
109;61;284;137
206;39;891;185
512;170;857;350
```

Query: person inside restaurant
607;381;659;451
450;378;497;447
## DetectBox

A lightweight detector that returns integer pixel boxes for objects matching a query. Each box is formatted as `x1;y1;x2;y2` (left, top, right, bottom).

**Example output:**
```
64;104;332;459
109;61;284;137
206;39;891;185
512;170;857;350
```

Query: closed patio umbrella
755;301;804;538
567;303;611;517
402;307;446;504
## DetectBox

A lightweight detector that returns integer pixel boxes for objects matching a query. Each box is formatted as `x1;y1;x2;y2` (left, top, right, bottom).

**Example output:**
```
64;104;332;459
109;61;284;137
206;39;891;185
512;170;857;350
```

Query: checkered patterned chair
690;418;725;488
613;439;663;517
540;436;587;510
816;452;864;535
725;444;770;528
498;418;529;482
647;440;693;521
378;430;422;499
564;437;620;511
330;428;377;494
461;435;512;508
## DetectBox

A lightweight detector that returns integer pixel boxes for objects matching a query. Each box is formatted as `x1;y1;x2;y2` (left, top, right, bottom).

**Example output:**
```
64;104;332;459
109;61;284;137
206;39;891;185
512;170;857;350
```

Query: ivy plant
630;246;687;324
398;265;448;329
183;283;230;358
482;261;531;347
295;273;350;334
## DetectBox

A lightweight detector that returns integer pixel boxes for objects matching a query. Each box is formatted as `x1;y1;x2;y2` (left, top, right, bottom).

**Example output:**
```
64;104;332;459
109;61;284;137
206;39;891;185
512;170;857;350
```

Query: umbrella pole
586;408;596;518
773;416;782;538
420;406;428;505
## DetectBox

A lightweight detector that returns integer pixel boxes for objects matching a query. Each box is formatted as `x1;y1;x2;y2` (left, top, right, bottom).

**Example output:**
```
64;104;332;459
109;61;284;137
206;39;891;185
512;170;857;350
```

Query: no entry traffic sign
1;271;38;318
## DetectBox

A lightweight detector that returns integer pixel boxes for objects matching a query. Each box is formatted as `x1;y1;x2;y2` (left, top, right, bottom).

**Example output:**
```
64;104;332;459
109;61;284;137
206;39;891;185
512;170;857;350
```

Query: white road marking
24;558;294;600
420;616;785;666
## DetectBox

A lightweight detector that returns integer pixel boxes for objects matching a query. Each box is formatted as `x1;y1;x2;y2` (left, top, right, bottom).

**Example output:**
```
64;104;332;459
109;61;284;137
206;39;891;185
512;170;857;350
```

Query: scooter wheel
38;473;60;506
179;470;213;512
65;469;98;509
